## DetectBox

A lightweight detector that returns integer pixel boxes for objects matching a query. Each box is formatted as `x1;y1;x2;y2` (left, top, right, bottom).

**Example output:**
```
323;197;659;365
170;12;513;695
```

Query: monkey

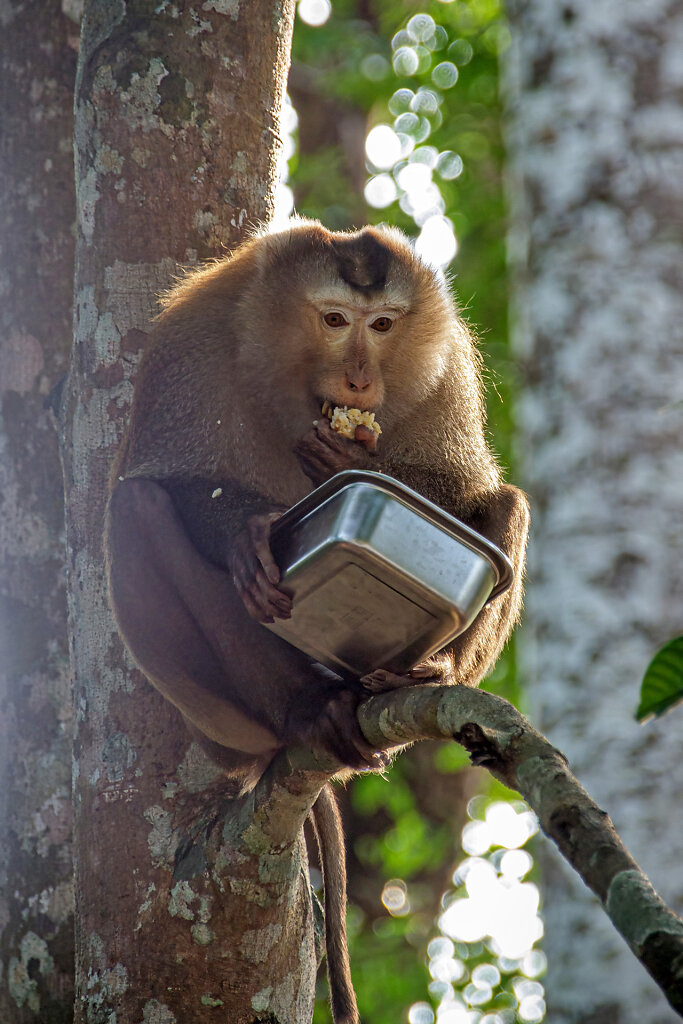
105;219;529;1024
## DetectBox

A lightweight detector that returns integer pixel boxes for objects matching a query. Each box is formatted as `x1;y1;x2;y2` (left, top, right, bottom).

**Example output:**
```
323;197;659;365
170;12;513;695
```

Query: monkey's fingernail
410;666;430;677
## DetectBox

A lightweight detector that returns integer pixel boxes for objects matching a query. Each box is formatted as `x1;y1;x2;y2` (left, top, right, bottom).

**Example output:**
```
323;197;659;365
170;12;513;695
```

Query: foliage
636;635;683;721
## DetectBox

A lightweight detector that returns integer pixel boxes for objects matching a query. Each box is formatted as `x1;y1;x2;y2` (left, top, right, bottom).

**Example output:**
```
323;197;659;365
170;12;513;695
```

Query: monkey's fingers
361;661;445;693
247;512;283;585
301;450;345;483
248;564;292;620
354;424;379;452
361;669;414;693
294;433;349;486
231;549;291;623
313;417;355;450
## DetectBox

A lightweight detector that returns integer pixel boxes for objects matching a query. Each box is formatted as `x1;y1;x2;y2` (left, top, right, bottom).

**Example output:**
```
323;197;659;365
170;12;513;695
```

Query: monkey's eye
370;316;393;333
323;311;348;328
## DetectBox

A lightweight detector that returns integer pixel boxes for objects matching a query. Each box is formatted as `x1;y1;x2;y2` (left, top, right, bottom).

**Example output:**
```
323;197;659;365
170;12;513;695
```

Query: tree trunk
60;1;300;1019
0;1;78;1018
503;2;683;1021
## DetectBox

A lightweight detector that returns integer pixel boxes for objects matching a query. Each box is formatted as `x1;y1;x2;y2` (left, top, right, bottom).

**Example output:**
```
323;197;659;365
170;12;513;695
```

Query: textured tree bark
0;1;78;1018
60;1;301;1020
502;1;683;1021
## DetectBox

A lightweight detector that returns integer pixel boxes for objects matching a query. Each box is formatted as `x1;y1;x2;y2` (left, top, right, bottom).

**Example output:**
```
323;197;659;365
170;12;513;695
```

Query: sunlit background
279;8;473;268
383;799;545;1024
283;2;546;1022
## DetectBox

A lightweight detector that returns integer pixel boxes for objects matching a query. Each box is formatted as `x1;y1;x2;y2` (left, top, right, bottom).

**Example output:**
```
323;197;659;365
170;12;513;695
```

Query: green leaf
635;635;683;721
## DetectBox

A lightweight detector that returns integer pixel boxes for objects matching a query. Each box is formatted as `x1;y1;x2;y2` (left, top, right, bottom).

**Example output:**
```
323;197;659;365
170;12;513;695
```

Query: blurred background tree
503;1;683;1022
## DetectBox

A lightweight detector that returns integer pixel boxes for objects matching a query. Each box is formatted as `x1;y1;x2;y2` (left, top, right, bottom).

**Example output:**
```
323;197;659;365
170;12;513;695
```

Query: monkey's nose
345;371;371;392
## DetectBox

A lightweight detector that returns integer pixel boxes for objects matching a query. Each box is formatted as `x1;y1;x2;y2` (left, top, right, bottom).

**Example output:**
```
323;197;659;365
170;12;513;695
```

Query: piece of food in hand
321;401;382;439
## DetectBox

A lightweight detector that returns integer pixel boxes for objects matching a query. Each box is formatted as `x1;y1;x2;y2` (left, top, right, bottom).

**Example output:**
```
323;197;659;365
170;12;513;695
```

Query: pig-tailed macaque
106;219;529;1024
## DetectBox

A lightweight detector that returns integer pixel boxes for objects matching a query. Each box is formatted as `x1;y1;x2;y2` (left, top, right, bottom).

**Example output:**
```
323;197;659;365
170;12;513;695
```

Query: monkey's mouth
320;400;382;439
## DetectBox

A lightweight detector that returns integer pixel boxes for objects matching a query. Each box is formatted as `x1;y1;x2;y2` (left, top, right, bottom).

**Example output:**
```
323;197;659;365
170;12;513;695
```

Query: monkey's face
297;285;454;435
304;293;398;414
250;222;461;439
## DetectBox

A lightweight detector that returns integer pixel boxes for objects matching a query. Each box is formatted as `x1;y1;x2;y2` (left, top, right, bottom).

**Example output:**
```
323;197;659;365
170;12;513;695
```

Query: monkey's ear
331;230;390;292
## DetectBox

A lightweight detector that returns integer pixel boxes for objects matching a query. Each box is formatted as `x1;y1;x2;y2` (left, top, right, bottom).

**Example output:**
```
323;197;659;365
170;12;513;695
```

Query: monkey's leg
107;477;280;756
108;478;382;771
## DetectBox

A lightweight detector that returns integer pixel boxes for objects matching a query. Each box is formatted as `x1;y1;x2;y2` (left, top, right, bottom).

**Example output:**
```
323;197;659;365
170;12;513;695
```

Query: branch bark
255;685;683;1016
212;680;683;1017
340;684;683;1016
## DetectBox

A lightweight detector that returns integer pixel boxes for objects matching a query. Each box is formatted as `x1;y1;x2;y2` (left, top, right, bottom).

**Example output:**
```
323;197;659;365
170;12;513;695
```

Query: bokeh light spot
472;964;500;989
407;13;436;42
381;878;409;915
436;151;464;180
408;1002;435;1024
411;88;440;114
361;54;390;81
393;46;420;76
297;0;330;27
448;38;474;64
521;950;547;978
364;174;397;209
389;88;415;114
394;111;420;134
365;124;403;170
432;61;459;88
426;25;449;50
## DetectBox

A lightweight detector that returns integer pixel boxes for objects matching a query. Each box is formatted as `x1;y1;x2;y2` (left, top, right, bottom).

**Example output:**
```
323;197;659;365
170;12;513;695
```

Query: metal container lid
271;470;513;601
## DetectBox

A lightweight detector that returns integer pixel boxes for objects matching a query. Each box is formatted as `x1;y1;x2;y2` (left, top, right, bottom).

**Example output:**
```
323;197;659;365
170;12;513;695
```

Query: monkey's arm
363;483;529;692
445;483;529;686
152;476;292;622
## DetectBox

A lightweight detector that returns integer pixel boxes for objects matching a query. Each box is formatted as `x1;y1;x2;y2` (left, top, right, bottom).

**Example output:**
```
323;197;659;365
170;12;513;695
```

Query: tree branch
263;684;683;1015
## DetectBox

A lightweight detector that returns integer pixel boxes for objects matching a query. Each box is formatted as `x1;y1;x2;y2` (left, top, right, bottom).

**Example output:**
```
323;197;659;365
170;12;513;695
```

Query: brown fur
105;219;529;1024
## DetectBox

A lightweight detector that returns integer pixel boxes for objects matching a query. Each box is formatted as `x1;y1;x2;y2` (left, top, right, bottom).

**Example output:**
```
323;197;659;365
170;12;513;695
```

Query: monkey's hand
361;652;455;694
229;512;293;624
294;417;378;487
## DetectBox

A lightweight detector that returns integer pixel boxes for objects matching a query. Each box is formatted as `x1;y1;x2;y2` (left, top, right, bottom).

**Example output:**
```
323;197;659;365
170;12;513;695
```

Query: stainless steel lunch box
266;470;513;677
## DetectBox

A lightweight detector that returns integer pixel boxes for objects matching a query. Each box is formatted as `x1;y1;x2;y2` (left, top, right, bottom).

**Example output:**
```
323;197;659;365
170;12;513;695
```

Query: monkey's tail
311;784;360;1024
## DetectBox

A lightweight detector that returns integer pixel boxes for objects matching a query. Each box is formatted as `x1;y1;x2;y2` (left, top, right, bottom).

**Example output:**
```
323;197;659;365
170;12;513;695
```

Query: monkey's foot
300;689;385;771
361;656;453;694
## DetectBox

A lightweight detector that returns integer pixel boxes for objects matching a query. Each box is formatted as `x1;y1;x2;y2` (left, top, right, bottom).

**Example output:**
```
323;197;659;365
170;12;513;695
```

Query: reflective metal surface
266;471;513;676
